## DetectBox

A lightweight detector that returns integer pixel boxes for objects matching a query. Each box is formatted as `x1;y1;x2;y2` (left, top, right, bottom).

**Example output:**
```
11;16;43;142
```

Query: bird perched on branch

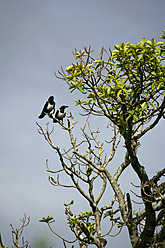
53;105;68;123
38;96;55;119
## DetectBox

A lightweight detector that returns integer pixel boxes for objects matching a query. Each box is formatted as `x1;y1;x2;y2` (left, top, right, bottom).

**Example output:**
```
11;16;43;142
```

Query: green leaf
108;108;116;113
156;41;164;46
86;166;92;177
137;38;146;49
151;71;157;76
65;75;73;82
117;89;122;98
94;60;103;63
146;40;152;46
87;92;96;99
86;63;93;67
133;211;138;216
75;99;84;106
138;54;143;61
78;86;85;93
107;87;111;95
66;65;74;71
39;216;54;223
95;64;101;70
141;102;148;109
133;115;139;122
158;82;163;90
114;45;120;50
98;150;104;155
151;38;156;46
112;50;119;57
87;68;95;73
126;115;132;122
150;101;156;109
80;50;85;55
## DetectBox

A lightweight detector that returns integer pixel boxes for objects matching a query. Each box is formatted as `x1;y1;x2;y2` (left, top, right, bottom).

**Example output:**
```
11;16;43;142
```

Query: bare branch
10;214;30;248
47;221;77;244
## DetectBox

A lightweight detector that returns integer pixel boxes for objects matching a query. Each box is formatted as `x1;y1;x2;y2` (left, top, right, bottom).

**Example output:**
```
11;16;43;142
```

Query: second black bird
38;96;55;119
53;105;68;123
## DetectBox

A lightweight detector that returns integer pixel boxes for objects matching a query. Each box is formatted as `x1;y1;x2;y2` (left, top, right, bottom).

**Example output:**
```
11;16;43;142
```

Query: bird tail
38;112;45;119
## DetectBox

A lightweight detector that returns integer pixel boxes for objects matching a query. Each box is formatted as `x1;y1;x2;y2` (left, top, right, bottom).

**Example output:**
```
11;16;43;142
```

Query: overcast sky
0;0;165;247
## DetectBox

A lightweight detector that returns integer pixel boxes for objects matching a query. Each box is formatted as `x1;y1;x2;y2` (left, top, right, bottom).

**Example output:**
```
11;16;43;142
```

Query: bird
38;96;55;119
53;105;68;123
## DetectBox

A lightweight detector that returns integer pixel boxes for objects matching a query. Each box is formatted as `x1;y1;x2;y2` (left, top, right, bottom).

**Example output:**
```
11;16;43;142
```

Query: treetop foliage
57;31;165;139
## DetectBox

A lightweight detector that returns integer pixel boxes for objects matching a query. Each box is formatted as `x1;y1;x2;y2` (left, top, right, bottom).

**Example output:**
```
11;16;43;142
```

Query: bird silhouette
38;96;55;119
53;105;68;123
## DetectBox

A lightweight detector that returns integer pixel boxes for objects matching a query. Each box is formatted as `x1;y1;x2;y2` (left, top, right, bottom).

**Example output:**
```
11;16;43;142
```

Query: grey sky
0;0;165;247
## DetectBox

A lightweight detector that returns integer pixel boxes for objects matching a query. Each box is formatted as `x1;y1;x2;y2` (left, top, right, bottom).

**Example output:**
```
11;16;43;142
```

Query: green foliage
103;209;123;227
39;216;55;224
158;213;165;227
86;166;92;177
68;211;95;232
64;31;165;135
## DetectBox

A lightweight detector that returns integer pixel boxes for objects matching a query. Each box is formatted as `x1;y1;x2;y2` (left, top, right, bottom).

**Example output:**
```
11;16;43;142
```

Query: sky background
0;0;165;247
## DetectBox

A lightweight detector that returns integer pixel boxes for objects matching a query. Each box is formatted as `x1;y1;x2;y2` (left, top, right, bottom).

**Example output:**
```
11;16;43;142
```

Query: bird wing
38;101;48;118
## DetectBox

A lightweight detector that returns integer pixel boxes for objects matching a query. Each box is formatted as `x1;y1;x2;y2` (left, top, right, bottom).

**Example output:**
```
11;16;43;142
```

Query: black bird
38;96;55;119
53;105;68;123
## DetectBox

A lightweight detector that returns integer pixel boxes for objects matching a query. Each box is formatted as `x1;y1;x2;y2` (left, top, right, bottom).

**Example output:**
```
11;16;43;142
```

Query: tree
37;31;165;248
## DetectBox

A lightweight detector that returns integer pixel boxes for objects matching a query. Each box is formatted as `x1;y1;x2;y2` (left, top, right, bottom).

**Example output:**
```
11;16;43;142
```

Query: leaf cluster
68;211;95;232
103;208;123;227
39;216;55;223
61;34;165;136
